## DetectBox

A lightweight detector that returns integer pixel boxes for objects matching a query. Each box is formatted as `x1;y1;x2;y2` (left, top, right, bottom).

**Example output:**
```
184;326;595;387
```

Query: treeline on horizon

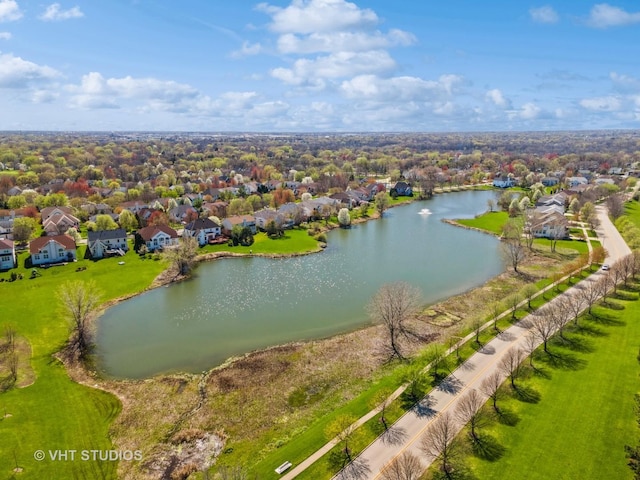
1;131;639;197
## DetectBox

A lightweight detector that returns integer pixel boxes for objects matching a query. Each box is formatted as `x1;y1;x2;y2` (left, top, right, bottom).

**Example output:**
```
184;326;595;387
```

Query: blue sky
1;0;639;132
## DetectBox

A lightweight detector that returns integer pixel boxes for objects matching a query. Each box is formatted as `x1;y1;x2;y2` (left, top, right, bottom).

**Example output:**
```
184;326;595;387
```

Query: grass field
464;289;640;480
201;228;320;255
626;200;640;227
456;211;508;235
0;244;166;479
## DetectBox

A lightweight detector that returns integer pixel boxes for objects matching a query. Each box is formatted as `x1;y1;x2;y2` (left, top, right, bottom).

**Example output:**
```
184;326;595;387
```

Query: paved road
344;206;631;480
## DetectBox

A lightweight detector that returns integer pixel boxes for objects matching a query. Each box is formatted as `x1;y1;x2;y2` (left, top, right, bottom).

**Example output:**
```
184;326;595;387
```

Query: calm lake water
96;190;505;378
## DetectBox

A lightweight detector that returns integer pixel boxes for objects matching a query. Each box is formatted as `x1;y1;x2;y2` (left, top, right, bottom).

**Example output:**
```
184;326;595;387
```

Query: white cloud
230;41;263;58
610;72;640;92
271;50;396;86
0;52;61;88
529;6;559;24
277;29;415;54
579;95;622;111
0;31;10;39
586;3;640;28
257;0;378;34
508;102;542;120
32;89;59;103
340;74;466;108
485;88;511;108
68;72;200;110
39;3;84;22
0;0;21;22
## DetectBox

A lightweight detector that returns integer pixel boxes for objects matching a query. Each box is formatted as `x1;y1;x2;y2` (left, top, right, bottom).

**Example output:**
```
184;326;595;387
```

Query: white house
183;218;221;246
531;211;569;239
29;234;76;266
87;229;128;258
0;238;16;270
135;225;179;252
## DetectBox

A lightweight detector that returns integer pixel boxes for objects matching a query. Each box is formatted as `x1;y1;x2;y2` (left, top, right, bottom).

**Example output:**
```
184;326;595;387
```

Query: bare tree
631;250;640;279
505;292;522;320
471;316;484;345
455;389;488;442
380;452;423;480
521;332;538;368
522;284;538;310
579;278;603;315
491;301;503;332
499;348;525;389
609;259;626;294
480;372;503;412
598;273;615;304
548;297;571;342
565;290;585;325
530;311;555;353
419;412;461;478
163;236;198;276
606;193;625;220
620;254;635;286
501;238;527;273
368;282;423;361
370;388;393;431
58;280;102;361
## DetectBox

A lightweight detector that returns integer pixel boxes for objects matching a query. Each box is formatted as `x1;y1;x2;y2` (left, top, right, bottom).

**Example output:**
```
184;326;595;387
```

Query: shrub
315;233;327;243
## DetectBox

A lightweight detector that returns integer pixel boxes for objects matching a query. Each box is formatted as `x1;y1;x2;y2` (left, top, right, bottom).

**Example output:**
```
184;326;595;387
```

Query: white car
601;264;610;271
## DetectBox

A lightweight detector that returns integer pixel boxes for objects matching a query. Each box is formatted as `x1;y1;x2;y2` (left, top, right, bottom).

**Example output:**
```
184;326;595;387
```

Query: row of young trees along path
279;207;636;480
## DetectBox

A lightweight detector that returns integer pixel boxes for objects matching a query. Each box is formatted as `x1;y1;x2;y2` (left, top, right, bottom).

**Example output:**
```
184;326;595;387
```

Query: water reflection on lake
96;190;504;378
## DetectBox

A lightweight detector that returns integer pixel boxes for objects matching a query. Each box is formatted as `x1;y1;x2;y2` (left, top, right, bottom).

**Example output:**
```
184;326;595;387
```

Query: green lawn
625;200;640;228
201;228;320;255
0;244;166;479
456;211;508;235
467;291;640;480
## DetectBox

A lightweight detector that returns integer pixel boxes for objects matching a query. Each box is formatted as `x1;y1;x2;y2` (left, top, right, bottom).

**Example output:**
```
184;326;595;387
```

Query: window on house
43;252;49;259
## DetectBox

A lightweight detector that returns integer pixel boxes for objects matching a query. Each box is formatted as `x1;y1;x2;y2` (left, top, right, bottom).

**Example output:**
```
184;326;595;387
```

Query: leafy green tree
231;225;254;246
375;191;390;217
12;216;37;243
118;209;138;231
95;214;118;231
7;195;26;209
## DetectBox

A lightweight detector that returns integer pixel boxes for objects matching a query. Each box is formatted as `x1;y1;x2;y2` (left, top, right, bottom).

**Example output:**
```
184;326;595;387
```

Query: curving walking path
336;205;630;479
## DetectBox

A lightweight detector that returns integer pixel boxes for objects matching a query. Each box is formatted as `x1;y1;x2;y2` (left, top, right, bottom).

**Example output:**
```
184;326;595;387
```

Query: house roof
136;225;179;241
29;234;75;254
223;215;256;226
87;229;127;242
40;206;73;220
0;238;14;249
184;217;219;231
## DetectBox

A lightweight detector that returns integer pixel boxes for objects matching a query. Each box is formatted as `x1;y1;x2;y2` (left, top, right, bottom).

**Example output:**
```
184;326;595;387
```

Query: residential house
330;192;358;209
393;181;413;196
168;205;198;223
0;238;16;270
7;186;22;197
492;176;515;188
43;211;80;236
566;176;589;188
40;206;73;221
277;203;309;226
0;208;27;230
594;177;615;186
541;177;559;187
531;211;569;239
87;229;128;259
535;192;568;209
135;225;179;252
120;201;150;213
183;218;221;246
254;209;284;231
201;201;227;218
30;234;76;266
222;215;257;235
608;167;624;175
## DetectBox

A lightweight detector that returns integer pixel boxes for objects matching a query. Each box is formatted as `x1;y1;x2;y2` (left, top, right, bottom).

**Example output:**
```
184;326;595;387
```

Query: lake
96;190;505;378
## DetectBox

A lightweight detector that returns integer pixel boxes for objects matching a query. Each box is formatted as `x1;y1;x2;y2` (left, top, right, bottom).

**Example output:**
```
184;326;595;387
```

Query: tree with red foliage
148;210;169;226
272;187;295;208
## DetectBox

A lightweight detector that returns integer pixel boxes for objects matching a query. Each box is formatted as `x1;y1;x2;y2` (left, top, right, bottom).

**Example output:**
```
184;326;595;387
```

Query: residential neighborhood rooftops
136;225;179;241
87;229;127;242
0;238;14;249
184;217;219;231
29;234;75;254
